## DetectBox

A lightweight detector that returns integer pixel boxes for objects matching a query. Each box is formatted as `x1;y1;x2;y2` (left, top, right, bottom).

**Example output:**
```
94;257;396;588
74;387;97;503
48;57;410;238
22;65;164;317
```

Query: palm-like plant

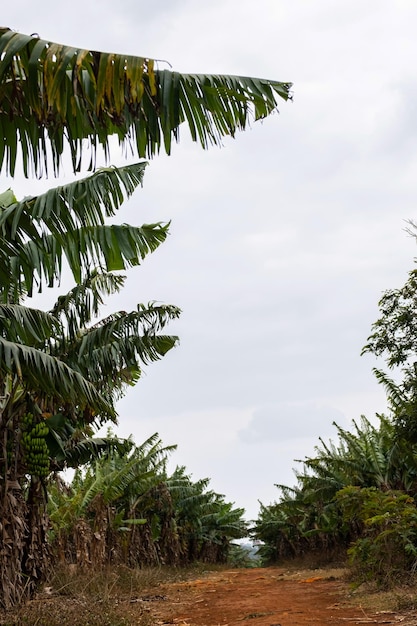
48;433;176;566
0;28;292;177
0;165;180;608
168;466;247;563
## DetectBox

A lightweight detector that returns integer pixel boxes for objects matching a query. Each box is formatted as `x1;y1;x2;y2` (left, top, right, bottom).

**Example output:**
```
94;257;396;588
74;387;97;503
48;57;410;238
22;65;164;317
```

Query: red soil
150;567;402;626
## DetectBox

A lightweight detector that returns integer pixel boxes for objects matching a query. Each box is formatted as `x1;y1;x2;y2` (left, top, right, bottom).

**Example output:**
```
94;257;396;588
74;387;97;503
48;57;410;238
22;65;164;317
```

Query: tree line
48;432;247;569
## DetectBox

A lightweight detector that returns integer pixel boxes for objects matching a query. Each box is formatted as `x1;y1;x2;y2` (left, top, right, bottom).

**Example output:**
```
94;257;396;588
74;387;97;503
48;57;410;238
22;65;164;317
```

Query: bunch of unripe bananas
21;412;50;478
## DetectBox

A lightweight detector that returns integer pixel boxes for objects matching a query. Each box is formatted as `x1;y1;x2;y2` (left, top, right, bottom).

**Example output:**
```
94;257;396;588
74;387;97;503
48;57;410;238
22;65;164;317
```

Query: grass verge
0;563;216;626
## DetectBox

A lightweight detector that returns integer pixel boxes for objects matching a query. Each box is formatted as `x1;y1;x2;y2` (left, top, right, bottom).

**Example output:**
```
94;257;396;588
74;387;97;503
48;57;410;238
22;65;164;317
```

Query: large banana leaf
0;28;292;176
0;163;148;235
0;163;167;298
0;336;114;418
50;270;126;340
2;222;169;299
0;302;59;345
45;418;132;470
0;291;179;424
51;303;180;400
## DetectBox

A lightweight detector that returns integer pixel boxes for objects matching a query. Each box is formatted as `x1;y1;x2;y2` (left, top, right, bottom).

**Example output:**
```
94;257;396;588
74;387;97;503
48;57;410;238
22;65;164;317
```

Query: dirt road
150;567;403;626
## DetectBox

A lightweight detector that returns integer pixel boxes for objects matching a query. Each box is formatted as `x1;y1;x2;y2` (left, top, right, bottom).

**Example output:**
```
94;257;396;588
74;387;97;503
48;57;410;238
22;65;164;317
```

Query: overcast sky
3;1;417;520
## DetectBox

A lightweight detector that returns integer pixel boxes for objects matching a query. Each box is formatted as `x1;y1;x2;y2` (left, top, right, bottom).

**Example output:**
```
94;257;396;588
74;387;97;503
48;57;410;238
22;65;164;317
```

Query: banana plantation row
50;433;247;569
254;261;417;587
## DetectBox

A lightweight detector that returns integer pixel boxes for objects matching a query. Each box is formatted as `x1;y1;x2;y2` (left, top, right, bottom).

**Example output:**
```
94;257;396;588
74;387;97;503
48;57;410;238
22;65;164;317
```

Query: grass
0;563;213;626
348;577;417;615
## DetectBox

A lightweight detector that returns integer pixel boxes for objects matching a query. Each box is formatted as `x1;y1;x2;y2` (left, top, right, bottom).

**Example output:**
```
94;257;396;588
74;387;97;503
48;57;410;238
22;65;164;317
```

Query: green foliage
0;163;166;300
48;435;247;568
228;542;260;568
253;414;417;570
363;263;417;368
363;257;417;443
0;28;292;177
337;486;417;586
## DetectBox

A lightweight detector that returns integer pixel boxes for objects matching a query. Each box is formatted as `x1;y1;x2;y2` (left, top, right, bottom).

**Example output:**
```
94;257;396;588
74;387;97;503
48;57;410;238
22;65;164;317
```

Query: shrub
336;486;417;587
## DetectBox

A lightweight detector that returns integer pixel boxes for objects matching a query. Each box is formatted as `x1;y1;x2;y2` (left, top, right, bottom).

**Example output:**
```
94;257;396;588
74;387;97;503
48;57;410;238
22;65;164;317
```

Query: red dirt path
150;567;403;626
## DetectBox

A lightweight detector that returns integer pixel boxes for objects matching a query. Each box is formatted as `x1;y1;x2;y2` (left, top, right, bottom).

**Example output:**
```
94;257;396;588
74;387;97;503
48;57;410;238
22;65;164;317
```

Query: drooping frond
0;163;147;236
50;270;126;341
0;28;292;176
0;303;59;345
45;413;132;469
0;163;163;299
53;303;180;400
0;336;114;418
372;368;408;410
59;222;169;276
3;220;169;298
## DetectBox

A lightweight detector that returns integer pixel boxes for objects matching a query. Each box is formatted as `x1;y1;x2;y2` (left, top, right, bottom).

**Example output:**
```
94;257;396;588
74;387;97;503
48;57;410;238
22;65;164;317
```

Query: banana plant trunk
0;410;50;609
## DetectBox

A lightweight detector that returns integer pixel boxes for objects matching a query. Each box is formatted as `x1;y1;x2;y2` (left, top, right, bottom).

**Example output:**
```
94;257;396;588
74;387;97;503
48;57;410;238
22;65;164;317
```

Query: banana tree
167;466;247;563
0;291;179;606
0;165;180;608
48;436;247;569
48;433;177;568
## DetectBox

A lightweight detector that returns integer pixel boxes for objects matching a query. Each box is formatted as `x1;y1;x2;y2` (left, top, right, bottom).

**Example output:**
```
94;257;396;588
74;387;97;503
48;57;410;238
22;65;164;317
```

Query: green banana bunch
21;412;50;478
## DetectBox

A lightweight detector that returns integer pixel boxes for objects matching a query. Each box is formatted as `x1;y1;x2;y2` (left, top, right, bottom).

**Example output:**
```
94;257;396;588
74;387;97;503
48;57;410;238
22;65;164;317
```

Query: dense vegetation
48;433;247;569
254;258;417;587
